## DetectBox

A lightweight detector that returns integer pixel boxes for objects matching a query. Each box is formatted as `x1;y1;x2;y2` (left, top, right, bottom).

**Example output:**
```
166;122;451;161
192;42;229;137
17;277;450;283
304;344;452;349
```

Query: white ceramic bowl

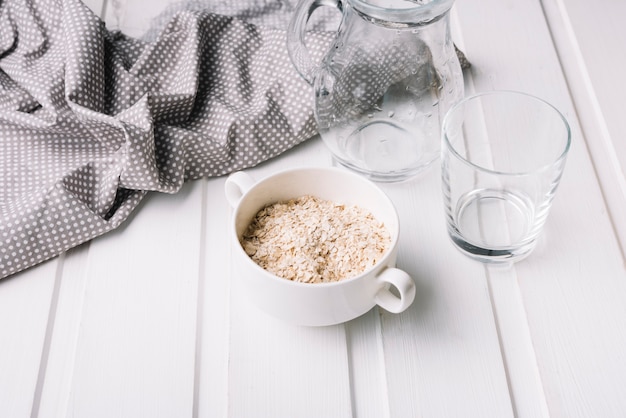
225;167;416;326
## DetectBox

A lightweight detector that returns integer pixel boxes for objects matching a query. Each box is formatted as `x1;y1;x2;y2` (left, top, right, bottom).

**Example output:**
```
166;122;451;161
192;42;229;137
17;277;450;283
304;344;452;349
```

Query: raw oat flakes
240;195;391;283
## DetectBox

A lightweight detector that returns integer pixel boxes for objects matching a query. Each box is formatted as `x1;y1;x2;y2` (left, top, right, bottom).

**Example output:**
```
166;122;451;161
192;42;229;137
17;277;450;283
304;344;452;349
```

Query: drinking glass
441;91;571;263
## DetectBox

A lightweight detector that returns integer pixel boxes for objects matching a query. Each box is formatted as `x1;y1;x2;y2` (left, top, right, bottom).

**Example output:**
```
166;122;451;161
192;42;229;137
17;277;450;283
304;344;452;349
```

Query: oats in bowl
240;195;391;283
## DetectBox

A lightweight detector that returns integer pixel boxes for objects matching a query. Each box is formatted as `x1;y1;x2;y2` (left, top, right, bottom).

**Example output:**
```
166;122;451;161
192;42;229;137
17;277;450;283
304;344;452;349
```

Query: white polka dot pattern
0;0;330;278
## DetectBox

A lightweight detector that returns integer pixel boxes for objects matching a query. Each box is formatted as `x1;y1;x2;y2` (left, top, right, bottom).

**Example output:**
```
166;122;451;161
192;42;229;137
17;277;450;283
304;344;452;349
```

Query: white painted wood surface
1;0;625;417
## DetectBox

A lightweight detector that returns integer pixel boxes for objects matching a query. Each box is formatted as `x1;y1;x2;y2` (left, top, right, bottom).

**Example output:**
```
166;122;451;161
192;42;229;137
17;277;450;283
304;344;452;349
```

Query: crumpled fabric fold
0;0;323;278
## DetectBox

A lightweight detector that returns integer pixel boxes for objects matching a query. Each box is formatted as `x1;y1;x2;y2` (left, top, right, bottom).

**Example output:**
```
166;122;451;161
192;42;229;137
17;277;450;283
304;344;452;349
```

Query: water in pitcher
316;70;444;182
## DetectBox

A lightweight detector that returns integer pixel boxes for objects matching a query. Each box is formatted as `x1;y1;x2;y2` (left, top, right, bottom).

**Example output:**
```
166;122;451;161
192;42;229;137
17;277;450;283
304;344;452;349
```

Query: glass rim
349;0;455;24
442;90;572;176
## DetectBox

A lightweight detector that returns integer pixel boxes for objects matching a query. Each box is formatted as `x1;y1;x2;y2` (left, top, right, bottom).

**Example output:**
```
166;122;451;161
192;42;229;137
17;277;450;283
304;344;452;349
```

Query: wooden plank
194;177;230;418
350;10;514;414
376;169;514;417
452;13;553;415
61;181;204;417
449;19;551;415
344;309;390;418
227;306;353;417
486;267;551;418
455;0;626;417
225;138;356;418
0;261;58;418
555;0;626;177
1;3;104;418
430;21;556;417
541;0;626;257
36;244;92;418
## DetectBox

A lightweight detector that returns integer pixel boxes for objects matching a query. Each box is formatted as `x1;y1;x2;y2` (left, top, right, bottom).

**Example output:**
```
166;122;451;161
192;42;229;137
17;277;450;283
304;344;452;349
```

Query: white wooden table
2;0;626;417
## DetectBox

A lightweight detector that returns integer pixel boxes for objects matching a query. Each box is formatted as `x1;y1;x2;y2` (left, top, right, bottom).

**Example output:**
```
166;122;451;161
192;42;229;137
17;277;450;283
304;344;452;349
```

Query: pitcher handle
287;0;342;85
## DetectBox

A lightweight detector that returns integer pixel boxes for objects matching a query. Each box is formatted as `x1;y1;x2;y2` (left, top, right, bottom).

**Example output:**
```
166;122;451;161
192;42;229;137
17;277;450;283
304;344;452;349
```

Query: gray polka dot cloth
0;0;331;278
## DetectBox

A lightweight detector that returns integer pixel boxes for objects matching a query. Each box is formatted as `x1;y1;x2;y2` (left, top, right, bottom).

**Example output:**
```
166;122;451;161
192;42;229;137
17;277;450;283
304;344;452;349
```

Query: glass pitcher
287;0;464;182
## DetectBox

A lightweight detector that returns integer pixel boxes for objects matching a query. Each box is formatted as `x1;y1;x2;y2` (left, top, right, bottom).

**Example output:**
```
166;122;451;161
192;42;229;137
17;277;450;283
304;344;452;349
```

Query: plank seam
375;311;392;418
29;253;65;418
485;266;552;418
193;179;209;418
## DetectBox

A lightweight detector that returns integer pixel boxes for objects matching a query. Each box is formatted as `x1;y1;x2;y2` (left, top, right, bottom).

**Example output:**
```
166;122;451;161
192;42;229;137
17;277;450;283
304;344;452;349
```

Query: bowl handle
374;268;416;314
224;171;256;208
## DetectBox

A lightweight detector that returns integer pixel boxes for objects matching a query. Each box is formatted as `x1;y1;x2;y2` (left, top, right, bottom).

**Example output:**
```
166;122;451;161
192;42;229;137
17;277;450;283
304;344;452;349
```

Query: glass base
324;117;439;183
447;229;536;264
332;156;436;183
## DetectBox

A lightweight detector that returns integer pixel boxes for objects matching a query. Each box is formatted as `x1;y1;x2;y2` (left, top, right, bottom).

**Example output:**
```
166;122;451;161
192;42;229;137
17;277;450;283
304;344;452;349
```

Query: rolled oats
241;195;391;283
